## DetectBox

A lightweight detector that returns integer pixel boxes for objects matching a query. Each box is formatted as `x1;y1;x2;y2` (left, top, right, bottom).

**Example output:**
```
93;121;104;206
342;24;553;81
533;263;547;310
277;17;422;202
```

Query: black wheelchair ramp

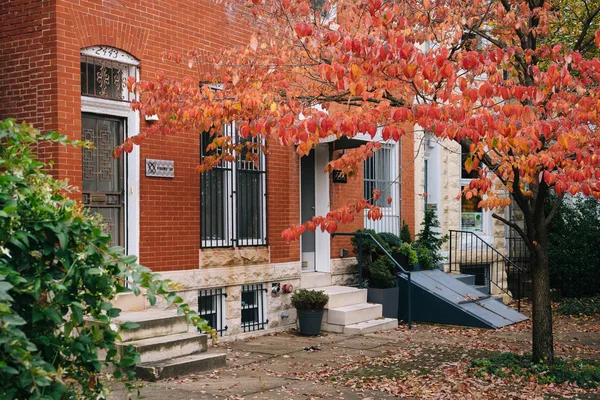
398;270;528;329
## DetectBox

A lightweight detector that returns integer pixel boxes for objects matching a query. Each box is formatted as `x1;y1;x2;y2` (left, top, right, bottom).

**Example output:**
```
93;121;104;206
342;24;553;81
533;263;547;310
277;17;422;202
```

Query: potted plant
392;242;418;270
351;230;409;318
291;289;329;336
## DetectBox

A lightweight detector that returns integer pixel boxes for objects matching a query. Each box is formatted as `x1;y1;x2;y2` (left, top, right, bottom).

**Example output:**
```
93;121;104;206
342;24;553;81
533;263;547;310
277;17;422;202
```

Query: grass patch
555;297;600;316
470;353;600;388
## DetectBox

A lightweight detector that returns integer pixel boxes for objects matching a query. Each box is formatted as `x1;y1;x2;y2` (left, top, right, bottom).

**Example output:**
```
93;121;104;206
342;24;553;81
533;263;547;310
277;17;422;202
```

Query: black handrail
448;230;523;312
332;232;412;329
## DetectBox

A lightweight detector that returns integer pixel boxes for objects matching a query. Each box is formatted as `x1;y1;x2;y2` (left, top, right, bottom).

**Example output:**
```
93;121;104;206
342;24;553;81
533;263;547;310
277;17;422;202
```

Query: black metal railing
198;288;228;336
448;230;523;311
200;126;267;248
241;284;268;332
332;232;412;329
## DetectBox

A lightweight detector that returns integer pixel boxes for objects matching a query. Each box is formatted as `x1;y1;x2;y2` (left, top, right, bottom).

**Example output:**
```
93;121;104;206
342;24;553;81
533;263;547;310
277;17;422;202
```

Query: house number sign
145;159;174;178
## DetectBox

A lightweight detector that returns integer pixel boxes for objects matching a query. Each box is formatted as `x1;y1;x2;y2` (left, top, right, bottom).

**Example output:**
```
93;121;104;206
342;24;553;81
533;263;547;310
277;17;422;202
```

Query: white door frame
314;145;331;273
81;97;140;259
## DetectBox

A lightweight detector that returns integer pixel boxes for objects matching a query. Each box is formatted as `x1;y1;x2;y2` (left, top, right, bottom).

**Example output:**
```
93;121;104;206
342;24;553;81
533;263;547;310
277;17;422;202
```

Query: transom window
200;124;267;248
80;46;139;102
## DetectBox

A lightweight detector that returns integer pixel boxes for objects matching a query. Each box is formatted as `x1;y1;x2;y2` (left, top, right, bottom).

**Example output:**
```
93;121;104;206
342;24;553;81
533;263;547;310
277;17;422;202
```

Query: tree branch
574;4;600;51
492;213;533;250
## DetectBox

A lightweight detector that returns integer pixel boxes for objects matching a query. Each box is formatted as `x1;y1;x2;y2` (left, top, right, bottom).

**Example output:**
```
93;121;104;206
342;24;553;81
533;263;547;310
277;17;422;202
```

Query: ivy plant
0;120;209;399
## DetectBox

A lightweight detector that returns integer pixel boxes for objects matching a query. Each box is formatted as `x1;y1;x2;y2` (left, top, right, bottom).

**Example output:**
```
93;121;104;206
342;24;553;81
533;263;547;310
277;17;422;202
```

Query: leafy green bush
363;258;397;288
546;195;600;298
412;243;435;270
0;120;207;399
378;232;403;249
393;242;418;267
556;297;600;316
291;289;329;310
470;352;600;388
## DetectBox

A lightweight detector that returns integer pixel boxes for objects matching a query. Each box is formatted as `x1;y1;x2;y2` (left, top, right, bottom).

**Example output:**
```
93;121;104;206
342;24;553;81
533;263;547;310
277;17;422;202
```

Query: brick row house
1;0;415;340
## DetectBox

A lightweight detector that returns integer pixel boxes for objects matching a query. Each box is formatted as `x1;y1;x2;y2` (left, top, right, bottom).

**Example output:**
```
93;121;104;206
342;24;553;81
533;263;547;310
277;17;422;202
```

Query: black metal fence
448;230;523;311
200;126;267;248
198;288;228;336
241;284;268;332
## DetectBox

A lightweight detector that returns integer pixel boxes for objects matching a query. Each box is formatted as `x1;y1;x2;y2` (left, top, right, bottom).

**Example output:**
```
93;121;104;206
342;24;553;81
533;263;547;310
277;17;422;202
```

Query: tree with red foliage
122;0;600;363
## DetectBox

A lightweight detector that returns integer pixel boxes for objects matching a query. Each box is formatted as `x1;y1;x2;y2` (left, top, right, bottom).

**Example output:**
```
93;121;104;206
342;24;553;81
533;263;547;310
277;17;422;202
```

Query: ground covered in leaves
112;302;600;399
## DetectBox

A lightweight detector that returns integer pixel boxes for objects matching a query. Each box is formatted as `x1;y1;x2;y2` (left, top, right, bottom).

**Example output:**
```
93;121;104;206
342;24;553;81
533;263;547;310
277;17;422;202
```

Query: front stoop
114;310;225;380
315;286;398;335
301;272;332;288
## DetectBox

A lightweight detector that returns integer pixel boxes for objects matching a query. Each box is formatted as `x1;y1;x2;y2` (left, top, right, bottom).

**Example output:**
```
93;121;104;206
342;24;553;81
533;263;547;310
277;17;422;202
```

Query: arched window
80;46;139;102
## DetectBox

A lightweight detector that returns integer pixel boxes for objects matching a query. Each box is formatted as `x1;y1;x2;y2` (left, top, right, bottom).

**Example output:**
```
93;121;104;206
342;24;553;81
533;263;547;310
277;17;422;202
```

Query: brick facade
0;0;416;274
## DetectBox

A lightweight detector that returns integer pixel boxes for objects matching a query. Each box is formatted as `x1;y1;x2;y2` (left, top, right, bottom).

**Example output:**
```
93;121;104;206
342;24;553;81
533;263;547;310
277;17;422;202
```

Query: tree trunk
529;227;555;363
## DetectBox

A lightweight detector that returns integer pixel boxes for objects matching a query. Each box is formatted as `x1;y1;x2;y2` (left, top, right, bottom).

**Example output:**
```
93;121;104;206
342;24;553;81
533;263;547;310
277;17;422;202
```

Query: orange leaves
595;28;600;48
294;22;313;37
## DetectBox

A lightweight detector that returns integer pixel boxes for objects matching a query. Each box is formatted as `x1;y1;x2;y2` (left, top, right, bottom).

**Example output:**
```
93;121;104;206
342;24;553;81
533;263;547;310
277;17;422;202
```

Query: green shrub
415;210;448;268
291;289;329;310
413;244;435;270
400;220;412;243
0;120;207;399
546;195;600;298
378;232;403;248
363;258;397;288
393;242;418;267
470;352;600;388
556;297;600;316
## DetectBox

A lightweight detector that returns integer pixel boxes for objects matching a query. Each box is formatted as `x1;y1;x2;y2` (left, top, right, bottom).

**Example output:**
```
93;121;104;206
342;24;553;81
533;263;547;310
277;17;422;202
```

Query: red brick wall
267;143;300;264
0;0;60;167
400;131;416;236
1;0;416;272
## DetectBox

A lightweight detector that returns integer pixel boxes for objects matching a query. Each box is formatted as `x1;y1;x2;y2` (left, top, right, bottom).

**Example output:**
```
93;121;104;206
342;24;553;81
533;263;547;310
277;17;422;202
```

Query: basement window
198;288;228;336
241;284;268;332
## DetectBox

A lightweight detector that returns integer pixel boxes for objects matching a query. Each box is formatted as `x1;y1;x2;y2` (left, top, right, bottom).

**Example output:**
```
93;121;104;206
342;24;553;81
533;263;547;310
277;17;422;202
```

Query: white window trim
356;128;401;234
459;153;492;239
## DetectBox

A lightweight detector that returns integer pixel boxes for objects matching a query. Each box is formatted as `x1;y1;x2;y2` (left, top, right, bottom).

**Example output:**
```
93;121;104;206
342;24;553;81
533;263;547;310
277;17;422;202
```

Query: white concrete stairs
114;309;225;381
315;286;398;334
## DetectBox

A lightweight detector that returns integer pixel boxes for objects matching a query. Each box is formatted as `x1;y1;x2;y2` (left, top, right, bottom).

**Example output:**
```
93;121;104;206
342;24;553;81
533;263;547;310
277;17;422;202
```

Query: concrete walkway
110;315;600;400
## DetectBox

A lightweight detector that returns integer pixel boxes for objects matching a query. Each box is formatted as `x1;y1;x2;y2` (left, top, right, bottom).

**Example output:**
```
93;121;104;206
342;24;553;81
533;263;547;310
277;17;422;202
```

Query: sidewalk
110;313;600;400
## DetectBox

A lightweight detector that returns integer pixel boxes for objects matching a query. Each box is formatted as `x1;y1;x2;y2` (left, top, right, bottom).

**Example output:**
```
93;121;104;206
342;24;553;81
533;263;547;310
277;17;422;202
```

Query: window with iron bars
363;143;401;235
198;288;228;336
241;284;268;332
200;124;267;248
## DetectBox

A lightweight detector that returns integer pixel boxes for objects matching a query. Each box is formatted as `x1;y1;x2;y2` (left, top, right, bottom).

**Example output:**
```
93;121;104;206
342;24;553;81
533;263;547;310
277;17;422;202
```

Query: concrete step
450;273;476;286
301;272;332;288
118;332;208;363
136;352;226;381
344;318;398;335
473;285;490;295
111;292;146;312
327;303;382;326
114;310;189;342
318;286;367;309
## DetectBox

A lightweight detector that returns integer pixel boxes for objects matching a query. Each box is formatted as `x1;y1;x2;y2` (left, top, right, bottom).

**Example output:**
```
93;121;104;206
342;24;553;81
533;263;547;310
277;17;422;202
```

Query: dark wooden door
81;114;125;247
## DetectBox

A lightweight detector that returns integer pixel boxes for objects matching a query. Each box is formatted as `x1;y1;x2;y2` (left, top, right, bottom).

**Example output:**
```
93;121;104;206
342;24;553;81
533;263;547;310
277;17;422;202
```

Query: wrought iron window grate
241;284;268;332
198;288;228;336
200;124;267;248
80;54;137;102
